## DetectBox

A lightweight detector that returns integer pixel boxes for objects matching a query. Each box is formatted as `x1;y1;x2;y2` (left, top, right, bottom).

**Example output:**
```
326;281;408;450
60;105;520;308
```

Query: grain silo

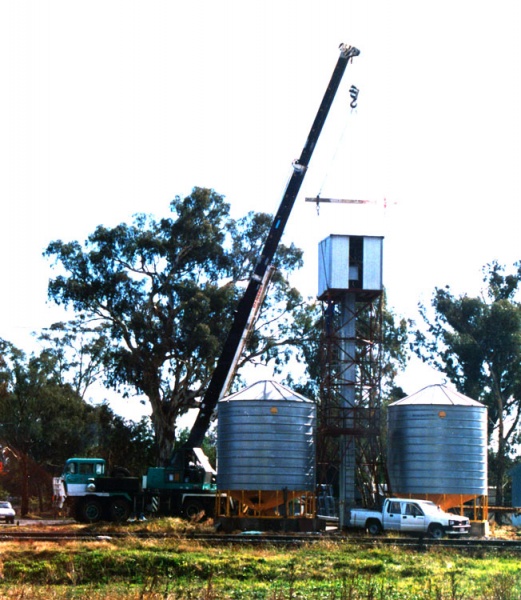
387;384;488;514
216;380;320;532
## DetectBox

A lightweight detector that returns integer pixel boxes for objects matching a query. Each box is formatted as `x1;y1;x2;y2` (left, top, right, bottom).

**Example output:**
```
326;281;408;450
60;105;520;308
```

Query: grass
0;520;520;598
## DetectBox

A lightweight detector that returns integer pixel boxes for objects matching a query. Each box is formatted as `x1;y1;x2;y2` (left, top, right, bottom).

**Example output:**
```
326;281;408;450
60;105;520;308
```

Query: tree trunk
20;453;29;517
150;407;176;466
495;406;506;523
37;483;44;514
495;452;506;524
493;386;506;522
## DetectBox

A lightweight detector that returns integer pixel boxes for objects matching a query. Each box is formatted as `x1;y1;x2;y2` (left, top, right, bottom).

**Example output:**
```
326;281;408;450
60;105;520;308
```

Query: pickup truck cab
350;498;471;539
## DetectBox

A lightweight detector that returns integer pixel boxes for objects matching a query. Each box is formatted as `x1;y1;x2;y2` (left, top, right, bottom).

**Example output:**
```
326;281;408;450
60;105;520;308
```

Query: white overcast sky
1;1;520;416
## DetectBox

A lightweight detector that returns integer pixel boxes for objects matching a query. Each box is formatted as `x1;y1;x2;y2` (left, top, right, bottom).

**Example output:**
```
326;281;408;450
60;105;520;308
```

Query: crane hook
349;85;359;109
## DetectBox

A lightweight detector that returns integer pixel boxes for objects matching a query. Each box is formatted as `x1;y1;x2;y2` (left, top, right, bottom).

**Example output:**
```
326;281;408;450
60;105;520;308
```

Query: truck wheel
81;499;103;523
366;520;382;535
429;524;444;539
109;498;131;522
183;499;205;521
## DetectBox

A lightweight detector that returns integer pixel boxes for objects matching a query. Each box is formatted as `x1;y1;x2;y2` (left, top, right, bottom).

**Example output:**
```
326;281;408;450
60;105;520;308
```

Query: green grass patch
0;537;520;598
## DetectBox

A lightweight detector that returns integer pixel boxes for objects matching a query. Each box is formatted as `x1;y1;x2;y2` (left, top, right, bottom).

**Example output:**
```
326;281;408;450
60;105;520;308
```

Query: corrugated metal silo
217;380;316;491
387;384;488;504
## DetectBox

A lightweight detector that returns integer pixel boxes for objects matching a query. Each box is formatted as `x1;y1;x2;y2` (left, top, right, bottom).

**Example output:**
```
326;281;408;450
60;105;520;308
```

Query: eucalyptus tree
412;261;521;506
37;319;109;400
45;187;306;465
0;340;92;514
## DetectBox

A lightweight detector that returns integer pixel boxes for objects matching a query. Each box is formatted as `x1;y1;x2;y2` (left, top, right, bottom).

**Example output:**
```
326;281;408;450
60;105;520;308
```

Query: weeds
0;536;518;598
486;572;521;600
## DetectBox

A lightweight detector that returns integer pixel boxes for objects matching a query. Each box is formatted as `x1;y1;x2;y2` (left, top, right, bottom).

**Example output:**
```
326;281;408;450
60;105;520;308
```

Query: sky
1;1;520;419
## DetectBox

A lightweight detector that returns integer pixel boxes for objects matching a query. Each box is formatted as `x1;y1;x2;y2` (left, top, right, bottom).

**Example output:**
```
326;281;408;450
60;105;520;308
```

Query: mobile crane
53;44;360;522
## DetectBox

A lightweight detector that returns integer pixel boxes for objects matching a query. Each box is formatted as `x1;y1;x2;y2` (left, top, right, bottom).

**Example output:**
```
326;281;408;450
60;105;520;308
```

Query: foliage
412;261;521;506
0;339;156;511
0;340;91;467
174;426;216;467
381;296;409;401
37;319;110;400
45;187;307;464
282;291;408;402
87;405;156;476
0;339;95;514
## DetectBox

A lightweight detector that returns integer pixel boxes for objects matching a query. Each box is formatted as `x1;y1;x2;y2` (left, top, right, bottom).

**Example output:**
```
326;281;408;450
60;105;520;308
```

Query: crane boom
218;264;277;405
185;44;360;449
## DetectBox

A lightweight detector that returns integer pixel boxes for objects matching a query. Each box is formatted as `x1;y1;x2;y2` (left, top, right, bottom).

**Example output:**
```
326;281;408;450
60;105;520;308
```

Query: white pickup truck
350;498;471;539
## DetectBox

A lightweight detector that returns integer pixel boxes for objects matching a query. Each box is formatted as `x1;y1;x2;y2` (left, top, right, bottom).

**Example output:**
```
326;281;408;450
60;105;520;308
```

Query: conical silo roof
389;383;484;407
222;380;313;403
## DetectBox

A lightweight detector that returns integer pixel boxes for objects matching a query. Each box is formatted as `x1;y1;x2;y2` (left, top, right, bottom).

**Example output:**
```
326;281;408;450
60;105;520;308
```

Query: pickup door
383;500;426;533
400;501;426;533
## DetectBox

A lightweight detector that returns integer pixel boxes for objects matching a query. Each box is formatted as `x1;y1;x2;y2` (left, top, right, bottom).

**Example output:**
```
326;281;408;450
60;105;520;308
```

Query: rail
1;529;521;552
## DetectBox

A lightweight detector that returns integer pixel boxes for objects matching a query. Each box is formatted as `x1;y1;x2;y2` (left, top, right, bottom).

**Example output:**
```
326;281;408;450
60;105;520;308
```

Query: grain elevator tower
317;234;384;528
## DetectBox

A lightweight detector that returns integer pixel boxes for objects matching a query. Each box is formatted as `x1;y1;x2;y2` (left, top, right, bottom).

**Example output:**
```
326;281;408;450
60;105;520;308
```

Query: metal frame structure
316;289;385;524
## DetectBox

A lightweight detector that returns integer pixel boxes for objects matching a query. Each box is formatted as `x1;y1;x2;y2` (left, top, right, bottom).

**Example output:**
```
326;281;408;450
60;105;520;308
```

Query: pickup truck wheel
109;498;131;522
429;524;444;539
81;499;103;523
367;519;382;535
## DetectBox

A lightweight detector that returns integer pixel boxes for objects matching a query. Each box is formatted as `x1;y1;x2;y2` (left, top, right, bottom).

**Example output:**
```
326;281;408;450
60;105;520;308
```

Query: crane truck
52;44;361;523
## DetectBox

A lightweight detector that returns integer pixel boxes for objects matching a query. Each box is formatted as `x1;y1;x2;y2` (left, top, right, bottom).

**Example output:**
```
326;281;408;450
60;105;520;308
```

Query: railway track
187;533;521;552
0;529;520;551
